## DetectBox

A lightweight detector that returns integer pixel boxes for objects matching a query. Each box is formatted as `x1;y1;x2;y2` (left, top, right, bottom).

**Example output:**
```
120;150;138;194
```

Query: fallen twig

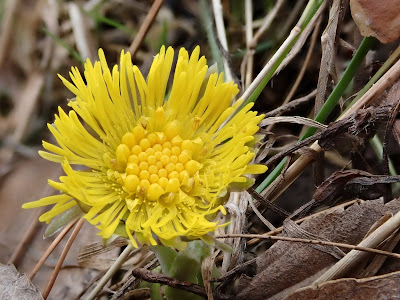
131;268;230;300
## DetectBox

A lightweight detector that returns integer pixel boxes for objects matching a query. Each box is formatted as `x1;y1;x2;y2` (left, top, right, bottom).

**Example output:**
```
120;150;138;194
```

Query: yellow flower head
23;46;267;247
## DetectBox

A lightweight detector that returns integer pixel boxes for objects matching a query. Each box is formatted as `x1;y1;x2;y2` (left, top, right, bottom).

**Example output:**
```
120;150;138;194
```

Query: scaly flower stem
86;243;135;300
256;36;375;193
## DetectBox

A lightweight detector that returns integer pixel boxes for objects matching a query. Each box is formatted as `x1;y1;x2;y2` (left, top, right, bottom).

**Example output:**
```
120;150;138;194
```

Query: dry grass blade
246;199;362;246
127;0;164;58
215;233;400;260
68;2;96;61
313;209;400;285
29;219;77;280
260;116;326;129
42;218;85;299
250;0;285;48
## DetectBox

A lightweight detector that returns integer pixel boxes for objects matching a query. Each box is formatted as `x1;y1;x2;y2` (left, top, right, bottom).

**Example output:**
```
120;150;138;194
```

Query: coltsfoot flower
23;46;267;247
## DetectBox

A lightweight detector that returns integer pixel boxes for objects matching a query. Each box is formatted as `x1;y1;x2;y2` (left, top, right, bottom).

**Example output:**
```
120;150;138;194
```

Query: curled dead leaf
350;0;400;43
236;198;400;300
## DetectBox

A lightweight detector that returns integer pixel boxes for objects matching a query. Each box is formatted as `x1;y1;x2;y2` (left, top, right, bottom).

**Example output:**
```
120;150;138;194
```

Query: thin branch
127;0;164;57
263;89;317;117
131;268;230;300
266;40;400;202
247;194;276;230
282;17;321;105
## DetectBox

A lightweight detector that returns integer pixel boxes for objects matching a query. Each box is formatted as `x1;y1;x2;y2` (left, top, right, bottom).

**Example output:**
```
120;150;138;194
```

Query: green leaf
44;205;83;238
151;241;213;300
151;245;178;276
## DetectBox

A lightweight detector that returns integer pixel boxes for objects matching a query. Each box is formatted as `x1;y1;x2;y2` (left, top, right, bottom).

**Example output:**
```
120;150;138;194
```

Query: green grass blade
256;36;375;193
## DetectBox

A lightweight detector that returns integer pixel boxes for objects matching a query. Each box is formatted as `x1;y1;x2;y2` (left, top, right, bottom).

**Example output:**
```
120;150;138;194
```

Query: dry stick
211;0;233;81
29;219;78;280
42;218;85;299
244;0;254;89
110;258;158;300
264;89;317;117
246;199;362;246
265;14;321;138
277;0;306;41
358;229;400;278
131;268;230;300
214;233;400;260
314;0;343;114
313;209;400;285
86;243;135;300
267;52;400;203
74;270;107;300
127;0;164;57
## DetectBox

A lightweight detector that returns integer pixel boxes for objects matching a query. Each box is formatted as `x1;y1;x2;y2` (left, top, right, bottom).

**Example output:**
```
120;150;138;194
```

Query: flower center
112;122;201;201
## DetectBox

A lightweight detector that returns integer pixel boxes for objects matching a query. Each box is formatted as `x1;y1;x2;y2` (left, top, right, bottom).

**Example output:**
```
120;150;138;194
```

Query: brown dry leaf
284;270;400;300
0;263;43;300
350;0;400;43
313;170;400;206
236;198;400;300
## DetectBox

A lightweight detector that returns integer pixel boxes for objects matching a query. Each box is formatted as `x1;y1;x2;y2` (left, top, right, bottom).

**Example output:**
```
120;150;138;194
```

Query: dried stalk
313;209;400;284
127;0;164;57
43;218;85;299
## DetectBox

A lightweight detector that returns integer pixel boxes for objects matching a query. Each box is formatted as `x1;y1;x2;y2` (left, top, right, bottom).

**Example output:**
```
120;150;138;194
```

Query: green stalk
242;0;325;107
344;42;400;114
256;36;375;193
300;36;375;140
